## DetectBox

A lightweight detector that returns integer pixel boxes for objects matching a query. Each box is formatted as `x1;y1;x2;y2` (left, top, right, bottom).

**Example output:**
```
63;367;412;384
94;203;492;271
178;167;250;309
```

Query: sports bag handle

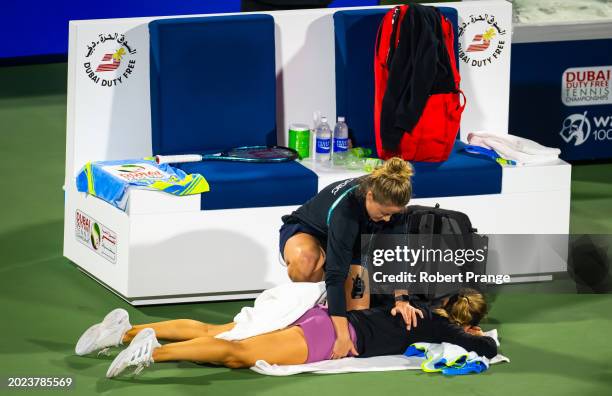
458;89;467;112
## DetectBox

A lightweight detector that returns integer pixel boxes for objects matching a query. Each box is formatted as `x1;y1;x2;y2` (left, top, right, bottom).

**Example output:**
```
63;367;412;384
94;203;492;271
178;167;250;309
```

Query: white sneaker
75;308;131;356
106;328;161;378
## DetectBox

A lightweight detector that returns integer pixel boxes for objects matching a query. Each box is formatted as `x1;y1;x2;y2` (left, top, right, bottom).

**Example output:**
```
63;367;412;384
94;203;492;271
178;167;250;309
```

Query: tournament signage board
510;25;612;161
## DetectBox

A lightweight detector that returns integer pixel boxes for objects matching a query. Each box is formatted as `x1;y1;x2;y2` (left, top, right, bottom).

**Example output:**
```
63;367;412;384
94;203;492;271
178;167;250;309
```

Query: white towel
467;131;561;165
215;282;326;341
251;329;509;376
251;355;424;376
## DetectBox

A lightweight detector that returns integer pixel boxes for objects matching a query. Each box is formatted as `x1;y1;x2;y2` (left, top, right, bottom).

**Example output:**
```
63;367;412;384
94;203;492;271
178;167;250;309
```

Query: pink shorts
291;305;358;363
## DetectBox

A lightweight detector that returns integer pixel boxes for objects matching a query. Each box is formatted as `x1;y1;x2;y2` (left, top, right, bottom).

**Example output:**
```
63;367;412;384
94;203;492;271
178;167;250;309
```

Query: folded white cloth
251;355;424;376
215;282;326;341
251;329;509;376
467;131;561;165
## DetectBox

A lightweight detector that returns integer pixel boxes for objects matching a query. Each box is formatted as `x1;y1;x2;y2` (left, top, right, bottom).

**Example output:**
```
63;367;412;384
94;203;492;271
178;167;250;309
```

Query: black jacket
347;305;498;359
380;4;456;151
283;178;383;317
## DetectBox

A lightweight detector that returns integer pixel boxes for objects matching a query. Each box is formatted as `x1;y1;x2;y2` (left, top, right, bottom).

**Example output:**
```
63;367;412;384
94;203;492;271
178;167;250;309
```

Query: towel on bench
76;159;209;210
467;132;561;165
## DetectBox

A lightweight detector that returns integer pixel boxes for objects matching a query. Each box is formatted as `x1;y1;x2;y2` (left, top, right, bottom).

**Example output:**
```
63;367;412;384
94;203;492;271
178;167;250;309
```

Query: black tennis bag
402;204;478;235
385;204;489;298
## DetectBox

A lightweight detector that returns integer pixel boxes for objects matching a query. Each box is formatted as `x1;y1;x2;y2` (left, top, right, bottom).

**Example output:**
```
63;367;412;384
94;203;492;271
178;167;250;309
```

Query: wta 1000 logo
560;111;612;146
83;33;137;87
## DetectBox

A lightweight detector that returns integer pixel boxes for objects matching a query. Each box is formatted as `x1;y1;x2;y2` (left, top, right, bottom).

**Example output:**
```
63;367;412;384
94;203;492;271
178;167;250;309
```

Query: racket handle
155;154;203;164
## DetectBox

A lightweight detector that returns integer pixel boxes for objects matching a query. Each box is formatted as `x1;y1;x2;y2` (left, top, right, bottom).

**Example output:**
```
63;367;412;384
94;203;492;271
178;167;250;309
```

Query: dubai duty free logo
458;14;507;68
83;33;137;87
562;66;612;107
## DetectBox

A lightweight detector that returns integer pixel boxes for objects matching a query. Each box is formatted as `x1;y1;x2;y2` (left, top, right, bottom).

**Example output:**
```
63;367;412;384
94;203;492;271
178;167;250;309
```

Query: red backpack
374;5;465;162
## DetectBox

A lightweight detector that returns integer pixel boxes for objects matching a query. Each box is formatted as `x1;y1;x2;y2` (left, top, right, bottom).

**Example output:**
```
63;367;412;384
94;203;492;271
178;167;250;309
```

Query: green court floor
1;63;611;396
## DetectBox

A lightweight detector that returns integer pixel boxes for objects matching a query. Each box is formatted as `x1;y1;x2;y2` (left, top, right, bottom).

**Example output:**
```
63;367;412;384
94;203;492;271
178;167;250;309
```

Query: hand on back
391;301;424;331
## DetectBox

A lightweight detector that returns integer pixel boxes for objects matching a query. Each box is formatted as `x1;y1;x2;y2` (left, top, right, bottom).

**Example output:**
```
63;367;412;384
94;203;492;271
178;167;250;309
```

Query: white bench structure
63;1;571;305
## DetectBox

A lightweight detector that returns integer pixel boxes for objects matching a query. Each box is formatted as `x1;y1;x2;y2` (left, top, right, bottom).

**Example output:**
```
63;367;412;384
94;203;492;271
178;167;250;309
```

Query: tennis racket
463;144;517;166
155;145;299;164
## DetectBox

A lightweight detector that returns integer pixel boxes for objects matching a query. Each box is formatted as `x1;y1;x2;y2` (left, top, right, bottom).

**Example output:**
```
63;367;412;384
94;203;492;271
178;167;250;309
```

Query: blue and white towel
467;131;560;165
404;329;510;376
76;159;209;210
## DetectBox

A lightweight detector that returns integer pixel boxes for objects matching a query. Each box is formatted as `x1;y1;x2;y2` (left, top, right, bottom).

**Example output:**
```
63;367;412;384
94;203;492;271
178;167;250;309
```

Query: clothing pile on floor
403;333;509;376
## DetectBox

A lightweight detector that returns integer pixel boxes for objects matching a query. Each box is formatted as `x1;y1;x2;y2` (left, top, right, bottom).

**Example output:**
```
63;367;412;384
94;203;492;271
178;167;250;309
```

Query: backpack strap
440;13;461;89
458;89;467;112
386;6;403;67
326;185;359;227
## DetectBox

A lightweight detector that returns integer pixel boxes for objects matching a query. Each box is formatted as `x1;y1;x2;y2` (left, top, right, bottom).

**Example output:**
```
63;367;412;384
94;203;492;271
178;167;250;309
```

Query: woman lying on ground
75;288;498;378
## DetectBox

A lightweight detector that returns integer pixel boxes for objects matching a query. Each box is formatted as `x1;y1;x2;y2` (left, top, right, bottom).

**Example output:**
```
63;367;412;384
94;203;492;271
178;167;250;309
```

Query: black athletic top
283;178;383;318
346;305;498;359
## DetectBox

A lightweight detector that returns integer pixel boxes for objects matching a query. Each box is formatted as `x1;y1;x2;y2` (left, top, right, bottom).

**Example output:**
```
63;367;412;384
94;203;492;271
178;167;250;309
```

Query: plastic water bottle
333;116;349;153
332;116;349;165
315;116;332;163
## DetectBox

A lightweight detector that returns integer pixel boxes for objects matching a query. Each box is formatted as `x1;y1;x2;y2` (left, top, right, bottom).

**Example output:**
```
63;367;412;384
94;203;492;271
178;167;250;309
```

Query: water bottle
332;116;349;165
333;116;349;153
315;116;332;163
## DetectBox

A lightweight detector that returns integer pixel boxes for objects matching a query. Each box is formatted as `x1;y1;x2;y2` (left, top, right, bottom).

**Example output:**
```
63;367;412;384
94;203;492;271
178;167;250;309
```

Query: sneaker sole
75;308;129;356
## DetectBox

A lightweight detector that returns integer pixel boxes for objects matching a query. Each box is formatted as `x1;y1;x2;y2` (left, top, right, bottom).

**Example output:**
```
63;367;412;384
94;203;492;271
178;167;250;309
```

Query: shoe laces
133;361;152;376
128;339;155;376
97;347;111;357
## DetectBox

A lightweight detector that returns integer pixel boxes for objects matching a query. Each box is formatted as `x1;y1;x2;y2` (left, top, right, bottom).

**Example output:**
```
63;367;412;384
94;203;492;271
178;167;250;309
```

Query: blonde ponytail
360;157;414;206
434;288;488;327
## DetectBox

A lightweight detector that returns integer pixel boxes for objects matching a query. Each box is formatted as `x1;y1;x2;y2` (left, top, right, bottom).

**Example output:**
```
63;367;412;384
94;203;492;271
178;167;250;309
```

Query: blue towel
76;159;209;210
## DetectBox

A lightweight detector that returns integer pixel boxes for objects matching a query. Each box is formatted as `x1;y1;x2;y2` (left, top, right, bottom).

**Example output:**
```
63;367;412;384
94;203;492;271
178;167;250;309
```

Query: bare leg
284;235;370;311
284;233;325;282
152;326;308;368
122;320;235;343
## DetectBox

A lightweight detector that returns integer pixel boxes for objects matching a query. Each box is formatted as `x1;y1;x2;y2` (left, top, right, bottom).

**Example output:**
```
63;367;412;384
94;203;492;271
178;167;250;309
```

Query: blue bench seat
411;141;501;198
177;160;317;210
149;14;318;210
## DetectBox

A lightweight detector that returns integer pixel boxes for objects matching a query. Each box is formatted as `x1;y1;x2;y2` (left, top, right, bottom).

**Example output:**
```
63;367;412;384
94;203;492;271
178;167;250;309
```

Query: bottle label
334;138;349;152
316;138;331;153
